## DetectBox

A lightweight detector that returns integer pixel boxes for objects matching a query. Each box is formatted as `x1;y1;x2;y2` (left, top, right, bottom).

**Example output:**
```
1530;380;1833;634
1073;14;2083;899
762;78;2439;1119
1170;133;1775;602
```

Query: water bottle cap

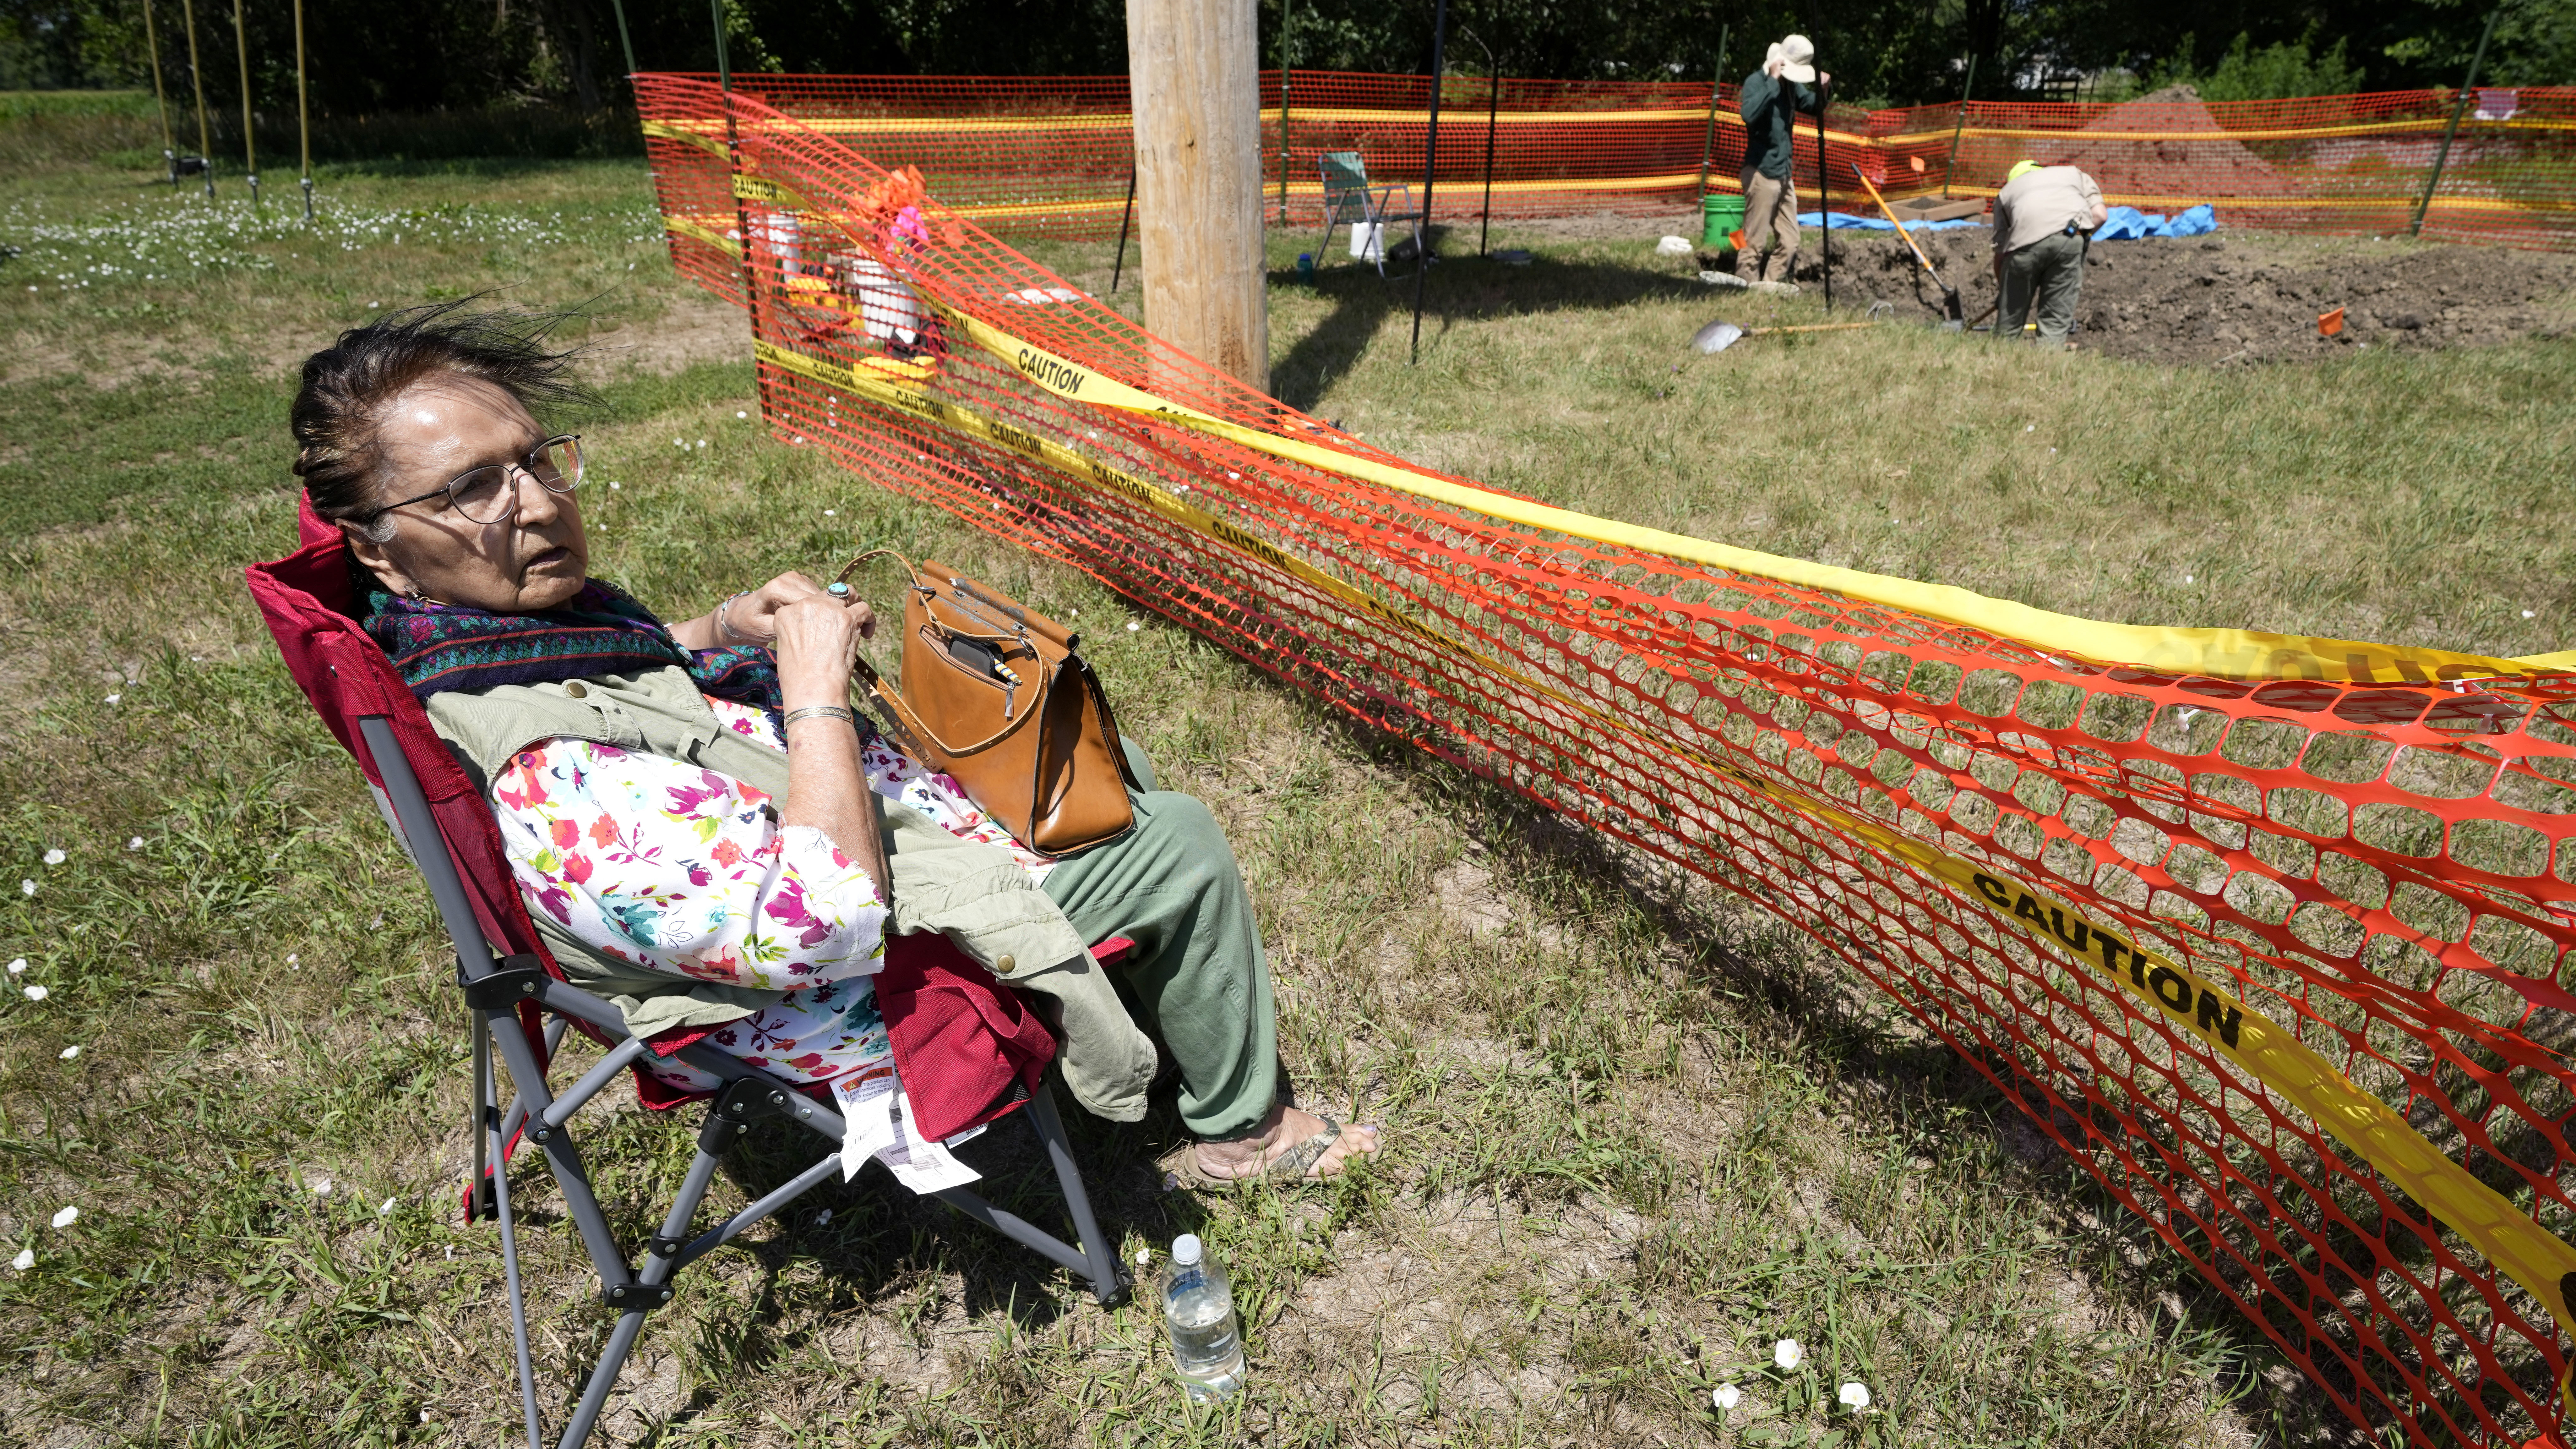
1171;1233;1203;1266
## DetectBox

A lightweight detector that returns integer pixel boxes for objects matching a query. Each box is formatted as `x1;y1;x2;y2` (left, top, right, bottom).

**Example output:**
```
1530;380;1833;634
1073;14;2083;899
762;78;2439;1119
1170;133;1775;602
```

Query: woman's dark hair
291;299;596;541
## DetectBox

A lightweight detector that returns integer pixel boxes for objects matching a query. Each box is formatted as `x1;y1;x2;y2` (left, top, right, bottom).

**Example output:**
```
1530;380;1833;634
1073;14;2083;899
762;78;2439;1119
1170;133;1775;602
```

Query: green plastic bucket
1702;194;1747;248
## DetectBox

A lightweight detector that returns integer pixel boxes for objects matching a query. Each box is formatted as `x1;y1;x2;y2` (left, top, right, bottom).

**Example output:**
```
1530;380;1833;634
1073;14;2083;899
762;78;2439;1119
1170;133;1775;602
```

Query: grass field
3;102;2573;1447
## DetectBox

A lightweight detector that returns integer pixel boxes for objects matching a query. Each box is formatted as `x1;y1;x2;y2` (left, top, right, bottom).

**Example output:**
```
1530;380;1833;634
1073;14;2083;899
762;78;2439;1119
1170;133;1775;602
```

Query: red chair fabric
244;500;1057;1139
877;934;1054;1141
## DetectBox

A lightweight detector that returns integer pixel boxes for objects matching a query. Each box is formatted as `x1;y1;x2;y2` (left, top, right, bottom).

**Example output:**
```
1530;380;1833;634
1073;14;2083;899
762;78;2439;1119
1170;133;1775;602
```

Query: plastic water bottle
1160;1233;1245;1401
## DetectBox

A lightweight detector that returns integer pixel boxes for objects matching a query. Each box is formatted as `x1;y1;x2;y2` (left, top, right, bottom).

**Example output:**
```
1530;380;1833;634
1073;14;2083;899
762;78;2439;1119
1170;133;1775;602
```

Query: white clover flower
1713;1383;1742;1411
50;1206;76;1228
1839;1381;1871;1409
1126;621;1140;632
6;959;23;975
736;410;748;419
310;1176;333;1196
57;1045;79;1060
286;954;298;966
9;1249;29;1271
104;693;119;704
823;509;836;517
127;837;143;850
42;849;64;866
23;986;47;1001
815;1207;832;1225
378;1196;395;1214
1773;1338;1803;1370
2525;610;2538;619
20;880;32;897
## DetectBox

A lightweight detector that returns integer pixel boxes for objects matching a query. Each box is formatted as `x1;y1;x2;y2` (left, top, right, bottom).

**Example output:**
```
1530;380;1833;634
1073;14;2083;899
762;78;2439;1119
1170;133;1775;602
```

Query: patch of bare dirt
1767;227;2576;364
578;291;751;377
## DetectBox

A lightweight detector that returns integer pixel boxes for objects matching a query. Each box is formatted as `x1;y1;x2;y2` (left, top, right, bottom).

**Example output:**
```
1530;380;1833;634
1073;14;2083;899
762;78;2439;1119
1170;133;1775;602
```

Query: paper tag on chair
828;1067;982;1193
831;1068;898;1180
880;1087;983;1194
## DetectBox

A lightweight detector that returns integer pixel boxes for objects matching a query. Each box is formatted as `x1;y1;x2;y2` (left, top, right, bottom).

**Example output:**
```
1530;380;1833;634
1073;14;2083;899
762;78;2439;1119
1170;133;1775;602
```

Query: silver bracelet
782;704;857;729
715;591;753;645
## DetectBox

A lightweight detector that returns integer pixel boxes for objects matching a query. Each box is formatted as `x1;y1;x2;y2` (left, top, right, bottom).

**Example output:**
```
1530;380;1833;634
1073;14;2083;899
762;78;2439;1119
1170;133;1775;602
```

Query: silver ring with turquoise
827;581;851;598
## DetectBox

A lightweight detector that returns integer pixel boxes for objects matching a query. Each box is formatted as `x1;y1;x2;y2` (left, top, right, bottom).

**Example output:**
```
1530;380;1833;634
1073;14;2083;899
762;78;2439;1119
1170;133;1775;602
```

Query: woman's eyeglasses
364;435;585;526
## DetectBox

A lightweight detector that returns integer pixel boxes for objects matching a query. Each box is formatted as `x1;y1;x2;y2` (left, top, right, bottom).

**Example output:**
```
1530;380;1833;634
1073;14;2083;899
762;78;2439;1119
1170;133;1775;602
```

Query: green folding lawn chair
1317;150;1425;277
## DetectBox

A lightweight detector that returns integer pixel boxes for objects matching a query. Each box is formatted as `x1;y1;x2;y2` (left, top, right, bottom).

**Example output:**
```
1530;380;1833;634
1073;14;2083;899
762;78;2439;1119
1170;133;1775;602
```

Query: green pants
1041;743;1279;1141
1997;230;2085;344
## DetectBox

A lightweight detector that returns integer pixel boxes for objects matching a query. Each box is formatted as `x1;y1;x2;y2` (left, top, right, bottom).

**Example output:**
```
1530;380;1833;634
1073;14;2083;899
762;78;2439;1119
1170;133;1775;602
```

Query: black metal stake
608;0;639;90
1409;0;1449;364
1942;53;1977;200
1111;167;1136;292
1460;26;1498;256
2413;3;2502;237
1276;0;1294;226
1814;96;1831;311
1695;26;1727;201
1480;73;1498;255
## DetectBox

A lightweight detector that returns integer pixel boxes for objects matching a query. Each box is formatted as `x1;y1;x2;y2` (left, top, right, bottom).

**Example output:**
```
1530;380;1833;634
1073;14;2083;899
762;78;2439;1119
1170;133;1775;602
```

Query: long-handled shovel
1691;319;1877;354
1852;163;1964;328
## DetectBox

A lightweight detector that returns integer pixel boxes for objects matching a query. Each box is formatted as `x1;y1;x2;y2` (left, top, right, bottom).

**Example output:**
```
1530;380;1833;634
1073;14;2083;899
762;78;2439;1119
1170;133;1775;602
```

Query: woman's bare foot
1192;1102;1382;1183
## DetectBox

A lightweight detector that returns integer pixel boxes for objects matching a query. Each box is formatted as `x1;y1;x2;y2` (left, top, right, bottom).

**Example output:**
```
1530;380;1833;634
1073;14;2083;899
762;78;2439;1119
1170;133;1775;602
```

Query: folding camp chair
244;506;1130;1449
1317;150;1425;277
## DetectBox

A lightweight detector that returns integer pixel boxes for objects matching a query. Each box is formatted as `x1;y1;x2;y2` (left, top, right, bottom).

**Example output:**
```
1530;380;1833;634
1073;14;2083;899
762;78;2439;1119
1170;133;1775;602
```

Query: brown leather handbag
836;550;1139;857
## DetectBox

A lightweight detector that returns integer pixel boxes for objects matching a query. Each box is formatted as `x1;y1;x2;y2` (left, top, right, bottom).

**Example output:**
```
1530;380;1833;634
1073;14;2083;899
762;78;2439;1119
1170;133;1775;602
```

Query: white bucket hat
1768;34;1818;84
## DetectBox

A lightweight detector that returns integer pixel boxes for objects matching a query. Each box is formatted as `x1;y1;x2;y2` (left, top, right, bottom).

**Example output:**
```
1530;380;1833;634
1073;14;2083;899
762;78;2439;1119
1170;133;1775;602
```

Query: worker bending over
1733;35;1830;291
1991;158;2108;347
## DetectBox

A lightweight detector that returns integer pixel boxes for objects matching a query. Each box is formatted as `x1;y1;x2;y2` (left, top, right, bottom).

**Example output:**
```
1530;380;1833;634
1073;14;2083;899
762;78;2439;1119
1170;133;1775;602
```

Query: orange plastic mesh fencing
640;72;2576;255
636;72;2576;1445
1899;88;2576;250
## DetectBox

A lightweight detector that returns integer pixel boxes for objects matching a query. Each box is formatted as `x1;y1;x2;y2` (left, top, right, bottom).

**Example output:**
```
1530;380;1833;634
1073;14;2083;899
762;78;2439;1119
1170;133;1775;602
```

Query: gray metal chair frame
1317;150;1425;277
357;714;1130;1449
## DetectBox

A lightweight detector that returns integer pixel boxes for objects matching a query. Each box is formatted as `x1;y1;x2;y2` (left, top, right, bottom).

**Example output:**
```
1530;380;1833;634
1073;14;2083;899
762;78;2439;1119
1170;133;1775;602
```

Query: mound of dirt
1749;227;2576;365
2038;83;2295;200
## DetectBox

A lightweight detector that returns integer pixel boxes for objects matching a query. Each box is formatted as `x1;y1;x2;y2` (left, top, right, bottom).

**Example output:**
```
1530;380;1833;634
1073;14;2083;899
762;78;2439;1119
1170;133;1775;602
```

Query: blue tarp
2091;204;2219;240
1794;210;1985;232
1790;202;2219;240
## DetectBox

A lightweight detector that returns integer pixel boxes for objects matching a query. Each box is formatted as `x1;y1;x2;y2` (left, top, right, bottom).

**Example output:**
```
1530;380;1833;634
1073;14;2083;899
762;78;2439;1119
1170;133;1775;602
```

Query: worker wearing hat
1991;158;2107;347
1733;35;1830;291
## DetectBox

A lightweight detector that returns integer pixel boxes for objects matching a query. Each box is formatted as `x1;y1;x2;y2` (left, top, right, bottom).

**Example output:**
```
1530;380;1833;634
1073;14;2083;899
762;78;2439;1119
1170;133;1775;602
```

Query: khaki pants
1997;231;2086;344
1733;168;1799;283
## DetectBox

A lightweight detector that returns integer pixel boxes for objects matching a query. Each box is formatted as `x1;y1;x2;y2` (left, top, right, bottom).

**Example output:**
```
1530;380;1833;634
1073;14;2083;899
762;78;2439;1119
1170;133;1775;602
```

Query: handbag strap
832;547;1049;759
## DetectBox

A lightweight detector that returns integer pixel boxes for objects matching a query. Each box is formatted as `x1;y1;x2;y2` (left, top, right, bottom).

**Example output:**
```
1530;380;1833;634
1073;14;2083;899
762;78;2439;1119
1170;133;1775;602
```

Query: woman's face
345;375;588;613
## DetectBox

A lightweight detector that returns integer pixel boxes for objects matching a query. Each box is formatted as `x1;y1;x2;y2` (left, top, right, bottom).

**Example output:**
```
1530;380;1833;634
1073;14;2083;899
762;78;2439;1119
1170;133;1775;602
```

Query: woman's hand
721;571;875;646
773;592;880;711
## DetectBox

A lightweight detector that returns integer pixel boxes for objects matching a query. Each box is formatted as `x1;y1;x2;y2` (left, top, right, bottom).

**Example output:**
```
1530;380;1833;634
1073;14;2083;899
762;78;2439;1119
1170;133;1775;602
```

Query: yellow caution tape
1789;784;2576;1418
925;303;2571;684
1882;115;2576;145
752;327;2576;1397
662;213;740;256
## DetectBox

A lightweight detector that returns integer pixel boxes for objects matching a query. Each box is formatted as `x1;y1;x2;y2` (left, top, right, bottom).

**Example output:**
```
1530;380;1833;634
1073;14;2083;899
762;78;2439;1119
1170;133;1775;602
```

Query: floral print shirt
488;696;1053;1003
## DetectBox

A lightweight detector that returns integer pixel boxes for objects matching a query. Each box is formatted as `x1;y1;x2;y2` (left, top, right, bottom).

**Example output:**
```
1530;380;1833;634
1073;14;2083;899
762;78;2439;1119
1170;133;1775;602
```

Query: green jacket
423;664;1157;1122
1739;70;1824;181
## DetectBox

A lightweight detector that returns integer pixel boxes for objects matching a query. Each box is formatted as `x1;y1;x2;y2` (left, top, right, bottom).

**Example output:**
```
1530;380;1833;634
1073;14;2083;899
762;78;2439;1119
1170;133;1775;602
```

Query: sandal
1163;1112;1351;1188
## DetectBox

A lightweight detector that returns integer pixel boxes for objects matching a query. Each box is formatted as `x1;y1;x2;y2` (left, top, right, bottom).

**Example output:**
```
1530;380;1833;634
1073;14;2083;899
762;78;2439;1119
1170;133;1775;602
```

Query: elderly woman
294;303;1376;1186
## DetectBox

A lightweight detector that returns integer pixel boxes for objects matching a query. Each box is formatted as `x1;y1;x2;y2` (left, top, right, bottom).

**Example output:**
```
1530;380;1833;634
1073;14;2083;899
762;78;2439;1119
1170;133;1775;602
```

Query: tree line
3;0;2568;120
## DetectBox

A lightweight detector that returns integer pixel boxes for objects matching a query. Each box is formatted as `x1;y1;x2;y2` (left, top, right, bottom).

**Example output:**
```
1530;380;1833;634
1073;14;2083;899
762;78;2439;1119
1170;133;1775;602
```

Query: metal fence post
2412;4;2502;238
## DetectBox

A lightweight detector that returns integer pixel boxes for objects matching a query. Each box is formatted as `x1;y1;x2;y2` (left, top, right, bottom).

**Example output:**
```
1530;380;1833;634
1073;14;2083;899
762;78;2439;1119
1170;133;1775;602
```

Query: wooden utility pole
1125;0;1268;395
